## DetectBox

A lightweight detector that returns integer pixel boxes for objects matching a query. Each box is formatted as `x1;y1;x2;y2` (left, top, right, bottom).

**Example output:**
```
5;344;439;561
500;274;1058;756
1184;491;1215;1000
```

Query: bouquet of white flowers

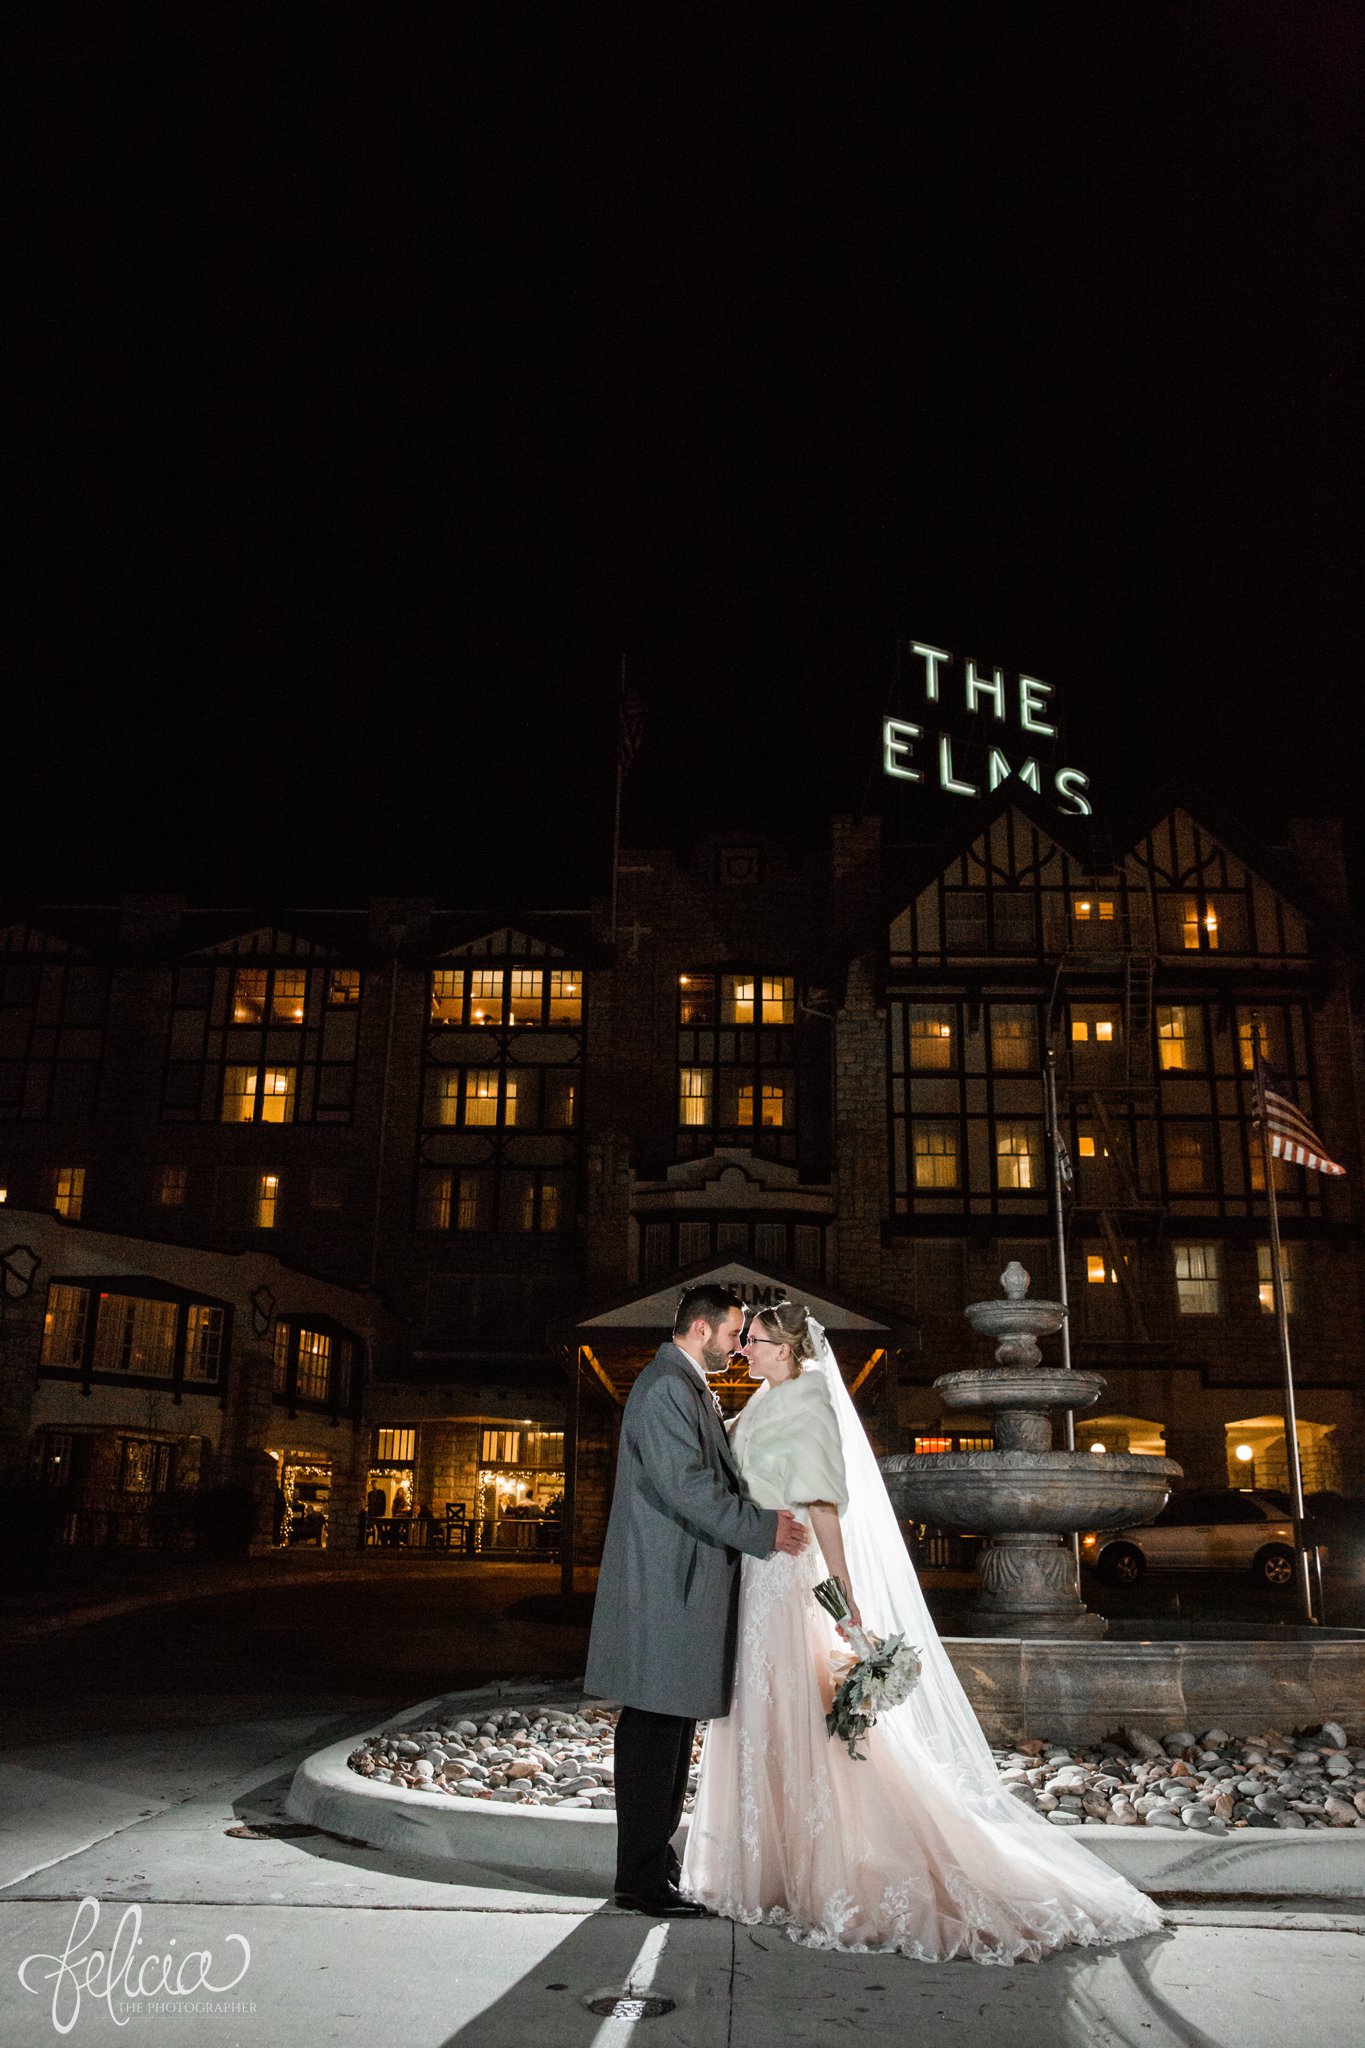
813;1576;922;1760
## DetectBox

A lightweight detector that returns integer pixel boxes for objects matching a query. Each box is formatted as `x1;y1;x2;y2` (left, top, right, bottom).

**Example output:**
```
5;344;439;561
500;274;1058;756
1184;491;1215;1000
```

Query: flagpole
609;653;625;942
1044;1048;1081;1581
1256;1060;1319;1625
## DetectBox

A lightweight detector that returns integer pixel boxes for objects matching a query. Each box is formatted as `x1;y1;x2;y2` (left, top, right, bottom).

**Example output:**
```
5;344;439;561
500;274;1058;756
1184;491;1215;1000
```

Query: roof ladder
1125;952;1155;1085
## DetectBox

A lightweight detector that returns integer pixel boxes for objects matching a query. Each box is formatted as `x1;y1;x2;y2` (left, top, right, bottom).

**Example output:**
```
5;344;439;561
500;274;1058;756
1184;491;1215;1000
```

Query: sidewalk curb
285;1688;1365;1899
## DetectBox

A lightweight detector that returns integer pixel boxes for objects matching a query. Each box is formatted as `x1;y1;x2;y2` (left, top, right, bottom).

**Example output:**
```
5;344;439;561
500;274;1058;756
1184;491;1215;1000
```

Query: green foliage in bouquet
813;1575;922;1761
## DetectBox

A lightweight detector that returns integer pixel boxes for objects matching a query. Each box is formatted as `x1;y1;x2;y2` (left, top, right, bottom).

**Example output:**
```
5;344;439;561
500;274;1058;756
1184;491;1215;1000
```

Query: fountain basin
883;1450;1181;1535
964;1298;1067;1341
936;1367;1105;1414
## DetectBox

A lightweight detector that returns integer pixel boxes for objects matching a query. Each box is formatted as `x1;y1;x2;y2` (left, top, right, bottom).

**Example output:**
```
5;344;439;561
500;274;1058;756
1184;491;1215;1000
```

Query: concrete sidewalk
1;1698;1361;2048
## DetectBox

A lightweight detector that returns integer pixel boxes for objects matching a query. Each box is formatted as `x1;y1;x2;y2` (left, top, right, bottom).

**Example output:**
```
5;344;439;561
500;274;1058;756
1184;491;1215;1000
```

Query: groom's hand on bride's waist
773;1510;809;1555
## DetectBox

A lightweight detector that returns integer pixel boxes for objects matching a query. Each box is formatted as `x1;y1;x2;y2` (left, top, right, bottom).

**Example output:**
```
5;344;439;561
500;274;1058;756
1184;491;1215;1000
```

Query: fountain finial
1000;1261;1030;1302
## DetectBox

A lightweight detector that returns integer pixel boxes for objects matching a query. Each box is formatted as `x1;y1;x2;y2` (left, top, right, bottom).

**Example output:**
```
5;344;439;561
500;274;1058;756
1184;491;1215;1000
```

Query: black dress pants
612;1706;695;1896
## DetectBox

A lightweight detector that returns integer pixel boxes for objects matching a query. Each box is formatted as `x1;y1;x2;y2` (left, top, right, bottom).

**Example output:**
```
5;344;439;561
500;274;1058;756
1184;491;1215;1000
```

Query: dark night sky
9;4;1363;910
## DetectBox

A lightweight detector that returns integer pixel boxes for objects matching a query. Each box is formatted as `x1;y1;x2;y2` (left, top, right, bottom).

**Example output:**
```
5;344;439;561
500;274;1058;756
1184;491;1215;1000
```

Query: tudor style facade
0;795;1361;1561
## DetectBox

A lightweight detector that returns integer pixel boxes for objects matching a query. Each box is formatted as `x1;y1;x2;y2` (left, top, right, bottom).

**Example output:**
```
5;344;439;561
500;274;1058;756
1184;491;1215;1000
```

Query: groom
585;1282;809;1915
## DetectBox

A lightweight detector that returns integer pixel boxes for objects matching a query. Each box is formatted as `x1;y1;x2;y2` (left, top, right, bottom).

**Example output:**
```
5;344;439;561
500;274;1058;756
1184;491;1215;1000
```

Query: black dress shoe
612;1887;706;1918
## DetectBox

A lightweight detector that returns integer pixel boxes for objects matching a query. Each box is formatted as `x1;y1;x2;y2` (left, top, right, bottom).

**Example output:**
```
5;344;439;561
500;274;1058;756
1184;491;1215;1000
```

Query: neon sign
882;640;1092;816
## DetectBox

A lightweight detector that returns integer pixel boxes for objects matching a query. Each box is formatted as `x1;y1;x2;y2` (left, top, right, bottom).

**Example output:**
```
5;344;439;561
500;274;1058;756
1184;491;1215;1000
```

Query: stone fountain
882;1262;1182;1638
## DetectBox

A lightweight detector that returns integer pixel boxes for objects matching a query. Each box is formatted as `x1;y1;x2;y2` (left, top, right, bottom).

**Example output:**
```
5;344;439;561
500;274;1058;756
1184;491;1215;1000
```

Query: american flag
1253;1060;1346;1178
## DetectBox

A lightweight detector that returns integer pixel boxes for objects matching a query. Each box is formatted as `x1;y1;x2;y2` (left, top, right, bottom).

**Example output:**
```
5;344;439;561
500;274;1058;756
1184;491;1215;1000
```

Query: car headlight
1081;1533;1098;1549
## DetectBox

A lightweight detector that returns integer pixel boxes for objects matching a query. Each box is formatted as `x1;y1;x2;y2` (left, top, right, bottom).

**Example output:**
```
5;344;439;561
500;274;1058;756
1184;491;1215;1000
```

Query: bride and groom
585;1282;1163;1963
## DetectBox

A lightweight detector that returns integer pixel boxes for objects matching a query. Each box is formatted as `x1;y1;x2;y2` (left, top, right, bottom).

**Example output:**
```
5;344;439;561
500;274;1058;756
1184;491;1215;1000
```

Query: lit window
327;969;360;1008
221;1067;296;1124
296;1328;332;1401
273;1324;291;1392
539;1178;561;1231
909;1008;955;1068
184;1305;224;1380
41;1283;89;1366
1237;1012;1271;1072
1257;1242;1296;1315
434;1073;461;1126
1078;1135;1097;1158
547;970;582;1025
1249;1146;1295;1194
722;976;756;1025
221;1067;255;1121
1071;1010;1117;1045
1073;896;1116;922
422;1171;452;1230
468;970;504;1024
376;1428;416;1463
1157;1006;1203;1072
761;977;795;1024
913;1126;959;1189
156;1166;186;1207
502;1073;522;1125
1166;1129;1210;1192
259;1069;295;1122
508;969;542;1026
1086;1254;1113;1285
431;970;464;1023
481;1427;520;1464
464;1070;499;1126
232;968;267;1023
736;1081;786;1128
995;1124;1040;1190
679;973;715;1025
456;1173;488;1230
93;1294;178;1376
679;1067;712;1127
1203;904;1220;948
256;1173;279;1229
271;970;307;1023
1174;1242;1222;1315
53;1167;85;1219
990;1006;1036;1071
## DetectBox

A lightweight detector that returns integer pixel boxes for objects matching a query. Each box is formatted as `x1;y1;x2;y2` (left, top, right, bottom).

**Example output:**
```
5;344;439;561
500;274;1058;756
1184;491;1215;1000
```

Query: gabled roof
571;1256;895;1338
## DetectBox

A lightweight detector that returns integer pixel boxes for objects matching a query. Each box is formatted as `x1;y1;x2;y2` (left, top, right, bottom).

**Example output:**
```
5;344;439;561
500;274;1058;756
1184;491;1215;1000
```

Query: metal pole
1257;1076;1318;1624
609;653;626;941
1045;1050;1081;1579
560;1345;581;1600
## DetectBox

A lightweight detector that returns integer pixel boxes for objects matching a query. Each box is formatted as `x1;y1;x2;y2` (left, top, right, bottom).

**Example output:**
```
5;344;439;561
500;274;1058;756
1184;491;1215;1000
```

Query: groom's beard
699;1339;732;1376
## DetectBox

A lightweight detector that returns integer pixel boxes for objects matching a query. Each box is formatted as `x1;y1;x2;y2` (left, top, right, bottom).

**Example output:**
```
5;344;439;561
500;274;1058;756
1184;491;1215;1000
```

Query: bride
680;1299;1165;1964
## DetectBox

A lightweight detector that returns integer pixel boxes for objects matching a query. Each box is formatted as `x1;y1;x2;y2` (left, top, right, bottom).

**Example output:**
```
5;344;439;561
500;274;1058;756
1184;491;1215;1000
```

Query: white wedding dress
681;1330;1165;1964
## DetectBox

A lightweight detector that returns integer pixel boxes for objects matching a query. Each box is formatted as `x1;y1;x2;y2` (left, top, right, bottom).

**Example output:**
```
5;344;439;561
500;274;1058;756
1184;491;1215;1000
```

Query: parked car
1082;1488;1322;1587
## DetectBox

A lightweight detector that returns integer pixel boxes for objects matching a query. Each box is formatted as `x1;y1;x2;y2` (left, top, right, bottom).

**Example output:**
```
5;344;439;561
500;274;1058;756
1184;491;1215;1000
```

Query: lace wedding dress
681;1330;1165;1965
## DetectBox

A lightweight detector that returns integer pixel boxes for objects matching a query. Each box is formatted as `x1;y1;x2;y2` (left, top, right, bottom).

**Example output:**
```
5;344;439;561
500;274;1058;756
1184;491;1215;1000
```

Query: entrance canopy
572;1261;894;1410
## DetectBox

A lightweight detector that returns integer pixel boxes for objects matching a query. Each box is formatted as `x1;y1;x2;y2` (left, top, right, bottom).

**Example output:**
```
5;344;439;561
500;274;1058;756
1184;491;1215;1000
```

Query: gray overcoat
584;1343;778;1719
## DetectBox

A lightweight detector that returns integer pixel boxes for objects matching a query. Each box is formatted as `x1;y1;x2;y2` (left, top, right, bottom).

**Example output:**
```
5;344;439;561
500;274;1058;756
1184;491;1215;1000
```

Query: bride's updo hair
751;1300;817;1376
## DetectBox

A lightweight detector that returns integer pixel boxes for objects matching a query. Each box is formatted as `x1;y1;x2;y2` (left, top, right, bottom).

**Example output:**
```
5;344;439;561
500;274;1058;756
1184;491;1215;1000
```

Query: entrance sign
883;640;1093;816
578;1262;890;1335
